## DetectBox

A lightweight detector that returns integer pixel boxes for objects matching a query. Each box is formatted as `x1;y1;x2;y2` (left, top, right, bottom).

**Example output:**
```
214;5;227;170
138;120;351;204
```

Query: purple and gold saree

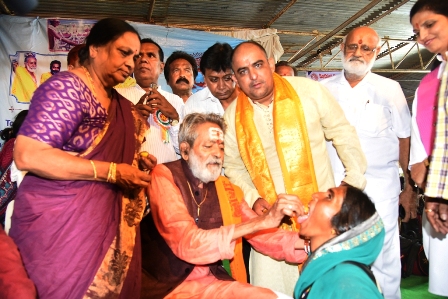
10;72;148;299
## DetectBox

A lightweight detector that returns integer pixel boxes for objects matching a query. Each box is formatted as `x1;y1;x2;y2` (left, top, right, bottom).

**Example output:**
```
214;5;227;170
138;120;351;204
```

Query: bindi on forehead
358;39;363;45
209;127;223;142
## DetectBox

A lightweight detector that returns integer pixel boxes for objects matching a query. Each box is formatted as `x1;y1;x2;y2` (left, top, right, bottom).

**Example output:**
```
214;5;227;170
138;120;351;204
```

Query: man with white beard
11;52;39;103
321;26;414;299
140;112;307;299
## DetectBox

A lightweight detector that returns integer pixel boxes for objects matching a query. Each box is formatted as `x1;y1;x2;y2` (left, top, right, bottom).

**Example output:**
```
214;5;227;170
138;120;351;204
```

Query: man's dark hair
141;38;164;62
67;44;85;66
410;0;448;21
275;60;297;76
231;41;268;65
164;51;198;83
79;18;140;64
200;43;233;75
50;60;61;69
331;186;377;235
24;52;36;63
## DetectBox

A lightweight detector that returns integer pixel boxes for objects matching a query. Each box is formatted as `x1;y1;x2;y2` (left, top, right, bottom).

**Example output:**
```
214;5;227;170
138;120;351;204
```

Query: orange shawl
235;73;318;209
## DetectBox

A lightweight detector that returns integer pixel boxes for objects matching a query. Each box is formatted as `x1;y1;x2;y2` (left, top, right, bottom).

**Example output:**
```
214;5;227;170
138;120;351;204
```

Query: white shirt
322;71;411;202
410;59;447;167
116;85;184;163
183;87;225;116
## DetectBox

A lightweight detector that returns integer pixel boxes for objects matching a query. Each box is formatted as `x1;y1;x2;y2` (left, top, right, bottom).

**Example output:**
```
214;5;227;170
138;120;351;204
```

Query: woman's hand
115;163;152;189
425;198;448;235
139;152;157;172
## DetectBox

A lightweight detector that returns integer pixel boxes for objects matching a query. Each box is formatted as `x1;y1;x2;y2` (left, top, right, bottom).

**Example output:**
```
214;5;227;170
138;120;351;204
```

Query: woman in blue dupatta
294;186;385;299
10;18;156;299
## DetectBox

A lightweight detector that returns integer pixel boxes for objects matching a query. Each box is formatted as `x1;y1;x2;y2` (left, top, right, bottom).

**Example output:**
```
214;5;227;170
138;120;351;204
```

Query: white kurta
409;59;448;297
322;71;411;299
224;76;366;296
183;87;225;116
116;85;184;163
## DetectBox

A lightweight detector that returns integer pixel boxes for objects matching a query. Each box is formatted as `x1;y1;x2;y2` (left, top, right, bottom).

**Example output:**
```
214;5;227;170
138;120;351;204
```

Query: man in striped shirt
116;38;184;163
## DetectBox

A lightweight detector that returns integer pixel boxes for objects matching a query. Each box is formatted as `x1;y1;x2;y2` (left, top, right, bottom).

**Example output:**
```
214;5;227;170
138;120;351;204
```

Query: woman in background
10;18;156;299
0;110;28;227
408;0;448;296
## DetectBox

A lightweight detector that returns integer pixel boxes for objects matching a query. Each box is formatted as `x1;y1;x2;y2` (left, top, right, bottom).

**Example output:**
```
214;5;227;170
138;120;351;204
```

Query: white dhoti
371;198;401;299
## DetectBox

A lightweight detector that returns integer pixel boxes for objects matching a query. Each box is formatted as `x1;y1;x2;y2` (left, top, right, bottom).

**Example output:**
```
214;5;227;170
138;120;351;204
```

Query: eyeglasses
345;44;377;55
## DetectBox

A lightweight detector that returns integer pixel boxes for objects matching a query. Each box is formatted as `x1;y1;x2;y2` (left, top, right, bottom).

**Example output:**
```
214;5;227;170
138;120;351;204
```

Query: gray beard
187;150;221;183
342;55;375;77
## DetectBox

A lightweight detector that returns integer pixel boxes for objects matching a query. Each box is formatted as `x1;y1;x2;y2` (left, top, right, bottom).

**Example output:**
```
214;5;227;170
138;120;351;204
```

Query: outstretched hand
263;194;305;229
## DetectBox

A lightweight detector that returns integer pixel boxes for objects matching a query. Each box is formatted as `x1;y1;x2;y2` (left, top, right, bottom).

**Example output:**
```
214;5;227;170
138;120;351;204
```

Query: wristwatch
169;118;179;126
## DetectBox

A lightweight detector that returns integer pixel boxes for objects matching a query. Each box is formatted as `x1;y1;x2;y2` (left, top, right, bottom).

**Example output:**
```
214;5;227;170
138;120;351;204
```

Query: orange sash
215;176;247;283
234;73;318;209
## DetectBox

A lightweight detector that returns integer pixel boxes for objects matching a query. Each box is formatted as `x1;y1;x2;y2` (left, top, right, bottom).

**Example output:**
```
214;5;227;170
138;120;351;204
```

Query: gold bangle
107;162;113;183
90;160;97;180
107;162;117;184
110;162;117;184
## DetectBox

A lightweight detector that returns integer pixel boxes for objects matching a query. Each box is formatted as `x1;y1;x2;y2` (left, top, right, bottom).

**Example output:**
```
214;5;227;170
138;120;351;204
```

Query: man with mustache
141;112;307;299
184;43;239;116
224;41;367;296
116;38;184;163
164;51;198;102
40;60;61;84
11;52;38;103
321;26;414;299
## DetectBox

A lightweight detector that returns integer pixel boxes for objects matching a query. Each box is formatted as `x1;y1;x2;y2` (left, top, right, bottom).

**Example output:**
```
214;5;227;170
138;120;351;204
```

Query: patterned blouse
19;72;108;152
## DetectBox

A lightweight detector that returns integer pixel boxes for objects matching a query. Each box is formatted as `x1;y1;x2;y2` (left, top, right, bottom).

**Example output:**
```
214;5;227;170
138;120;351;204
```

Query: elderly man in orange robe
141;112;308;299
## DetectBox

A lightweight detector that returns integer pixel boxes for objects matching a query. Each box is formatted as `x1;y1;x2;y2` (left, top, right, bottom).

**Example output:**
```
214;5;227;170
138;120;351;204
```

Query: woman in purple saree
10;18;156;299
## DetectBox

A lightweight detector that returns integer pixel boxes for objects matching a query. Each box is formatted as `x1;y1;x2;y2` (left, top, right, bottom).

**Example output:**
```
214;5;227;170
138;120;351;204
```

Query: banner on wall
306;71;339;82
0;15;243;147
46;19;94;52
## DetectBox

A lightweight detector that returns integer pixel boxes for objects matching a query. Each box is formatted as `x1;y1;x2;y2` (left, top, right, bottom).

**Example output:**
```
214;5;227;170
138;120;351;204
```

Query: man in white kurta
184;87;225;116
224;41;367;296
116;38;184;163
321;27;413;299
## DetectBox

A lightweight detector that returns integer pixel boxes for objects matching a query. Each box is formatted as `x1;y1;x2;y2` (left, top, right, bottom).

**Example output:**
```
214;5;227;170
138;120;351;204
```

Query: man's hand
263;194;305;228
252;197;271;215
139;152;157;173
399;186;418;221
137;88;179;121
136;93;153;118
12;60;18;73
425;198;448;235
411;161;428;189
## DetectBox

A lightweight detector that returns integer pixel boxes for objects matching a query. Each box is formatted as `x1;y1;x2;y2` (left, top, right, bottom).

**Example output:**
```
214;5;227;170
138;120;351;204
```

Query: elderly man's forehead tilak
209;127;223;142
345;27;380;47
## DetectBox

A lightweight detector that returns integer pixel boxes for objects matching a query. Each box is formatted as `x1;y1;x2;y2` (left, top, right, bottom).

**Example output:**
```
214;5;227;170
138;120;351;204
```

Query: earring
331;229;337;235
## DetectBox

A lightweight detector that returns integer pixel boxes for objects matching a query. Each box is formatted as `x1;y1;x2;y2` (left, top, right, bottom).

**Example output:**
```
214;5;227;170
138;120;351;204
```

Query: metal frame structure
294;37;436;74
